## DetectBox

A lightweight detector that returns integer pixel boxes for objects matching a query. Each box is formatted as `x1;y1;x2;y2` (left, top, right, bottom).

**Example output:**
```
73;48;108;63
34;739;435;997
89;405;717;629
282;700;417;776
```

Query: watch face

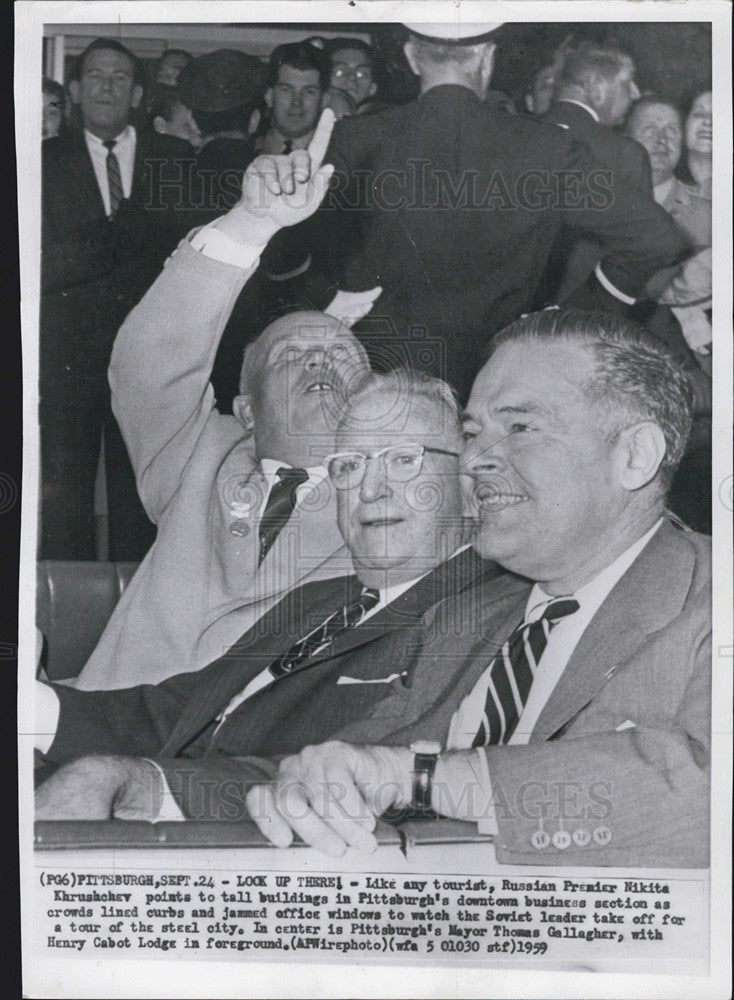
411;741;442;756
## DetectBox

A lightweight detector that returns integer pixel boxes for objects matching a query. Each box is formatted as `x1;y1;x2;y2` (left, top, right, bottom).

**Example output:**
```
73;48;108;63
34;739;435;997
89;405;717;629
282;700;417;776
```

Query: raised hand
214;108;337;246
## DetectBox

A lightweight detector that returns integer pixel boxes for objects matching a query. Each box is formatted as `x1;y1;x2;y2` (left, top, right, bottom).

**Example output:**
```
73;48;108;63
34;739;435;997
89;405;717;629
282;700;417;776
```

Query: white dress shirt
449;520;663;833
84;125;136;216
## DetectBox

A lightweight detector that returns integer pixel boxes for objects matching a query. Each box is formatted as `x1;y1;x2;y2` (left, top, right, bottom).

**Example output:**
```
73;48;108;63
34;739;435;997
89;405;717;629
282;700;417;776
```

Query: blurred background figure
147;83;201;147
323;85;356;120
326;38;378;108
679;87;712;196
626;94;683;198
523;61;556;116
154;47;194;86
42;77;66;139
255;41;328;154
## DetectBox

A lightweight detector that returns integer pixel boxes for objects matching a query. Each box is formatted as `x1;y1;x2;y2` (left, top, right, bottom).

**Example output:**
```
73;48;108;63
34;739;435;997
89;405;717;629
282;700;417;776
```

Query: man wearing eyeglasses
35;369;504;821
326;39;379;111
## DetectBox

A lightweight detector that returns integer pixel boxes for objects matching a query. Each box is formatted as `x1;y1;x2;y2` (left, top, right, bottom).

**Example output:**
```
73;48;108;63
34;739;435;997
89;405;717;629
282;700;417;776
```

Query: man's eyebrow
495;403;550;417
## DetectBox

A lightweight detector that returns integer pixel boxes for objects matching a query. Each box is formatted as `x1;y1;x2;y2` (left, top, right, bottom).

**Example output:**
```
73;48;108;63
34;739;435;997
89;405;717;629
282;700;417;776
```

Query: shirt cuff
473;748;498;836
189;223;267;270
143;760;186;822
594;263;636;306
35;681;59;754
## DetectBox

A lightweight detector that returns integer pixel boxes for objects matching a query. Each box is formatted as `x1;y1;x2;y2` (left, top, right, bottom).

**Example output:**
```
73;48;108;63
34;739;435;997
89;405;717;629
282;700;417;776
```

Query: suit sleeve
108;239;256;520
486;611;711;868
155;756;281;820
41;669;206;766
559;136;689;304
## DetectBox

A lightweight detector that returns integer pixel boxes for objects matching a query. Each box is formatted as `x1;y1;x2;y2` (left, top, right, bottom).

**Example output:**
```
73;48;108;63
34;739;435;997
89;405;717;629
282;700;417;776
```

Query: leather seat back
37;562;139;680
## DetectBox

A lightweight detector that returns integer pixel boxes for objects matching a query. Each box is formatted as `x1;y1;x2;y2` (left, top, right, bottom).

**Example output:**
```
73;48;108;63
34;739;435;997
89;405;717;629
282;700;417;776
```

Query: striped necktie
270;586;380;679
103;139;123;217
258;467;309;566
449;597;580;748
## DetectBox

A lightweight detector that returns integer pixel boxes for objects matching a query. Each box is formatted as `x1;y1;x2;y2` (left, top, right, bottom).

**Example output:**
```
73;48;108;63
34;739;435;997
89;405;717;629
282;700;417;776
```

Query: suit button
552;830;572;850
530;830;550;850
572;828;591;847
593;825;612;846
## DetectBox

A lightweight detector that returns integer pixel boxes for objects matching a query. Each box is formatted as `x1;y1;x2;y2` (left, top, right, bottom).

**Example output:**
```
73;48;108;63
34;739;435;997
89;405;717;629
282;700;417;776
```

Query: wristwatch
409;741;442;815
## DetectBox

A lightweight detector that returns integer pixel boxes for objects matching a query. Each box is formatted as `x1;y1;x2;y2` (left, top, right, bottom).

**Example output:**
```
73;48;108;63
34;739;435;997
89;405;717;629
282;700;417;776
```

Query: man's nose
461;434;505;475
359;456;390;501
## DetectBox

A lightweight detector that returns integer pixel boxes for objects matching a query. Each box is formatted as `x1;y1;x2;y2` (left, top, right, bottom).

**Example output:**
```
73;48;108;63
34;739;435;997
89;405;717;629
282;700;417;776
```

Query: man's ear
403;39;420;77
367;79;377;99
248;107;261;135
614;421;667;491
131;84;144;110
152;115;167;134
264;87;273;110
587;76;607;114
68;80;81;105
233;394;255;434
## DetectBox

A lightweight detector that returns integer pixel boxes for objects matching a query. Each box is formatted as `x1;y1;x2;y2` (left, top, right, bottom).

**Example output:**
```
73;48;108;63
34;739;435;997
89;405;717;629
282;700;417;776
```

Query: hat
177;49;266;112
403;23;504;45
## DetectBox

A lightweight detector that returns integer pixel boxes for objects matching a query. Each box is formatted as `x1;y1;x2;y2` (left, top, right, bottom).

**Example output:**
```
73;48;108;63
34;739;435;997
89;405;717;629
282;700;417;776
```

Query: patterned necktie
103;139;123;217
258;467;309;566
449;597;580;749
270;586;380;679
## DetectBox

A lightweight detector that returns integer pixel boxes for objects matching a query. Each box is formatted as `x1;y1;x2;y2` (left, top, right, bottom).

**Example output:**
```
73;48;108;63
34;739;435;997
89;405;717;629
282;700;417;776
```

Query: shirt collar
557;98;600;123
366;542;474;606
84;124;135;149
653;175;676;205
525;519;663;623
260;457;328;487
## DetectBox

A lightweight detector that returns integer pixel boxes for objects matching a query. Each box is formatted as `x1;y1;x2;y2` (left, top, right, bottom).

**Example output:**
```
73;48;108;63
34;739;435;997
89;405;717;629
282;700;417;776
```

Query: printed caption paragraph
36;868;707;964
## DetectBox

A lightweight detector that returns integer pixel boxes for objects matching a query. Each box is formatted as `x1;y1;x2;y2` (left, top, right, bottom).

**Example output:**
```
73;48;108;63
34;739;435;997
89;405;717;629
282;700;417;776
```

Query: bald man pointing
72;111;380;690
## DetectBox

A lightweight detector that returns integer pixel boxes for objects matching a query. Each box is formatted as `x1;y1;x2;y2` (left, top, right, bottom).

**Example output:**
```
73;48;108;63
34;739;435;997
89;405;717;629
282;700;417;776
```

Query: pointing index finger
307;108;336;172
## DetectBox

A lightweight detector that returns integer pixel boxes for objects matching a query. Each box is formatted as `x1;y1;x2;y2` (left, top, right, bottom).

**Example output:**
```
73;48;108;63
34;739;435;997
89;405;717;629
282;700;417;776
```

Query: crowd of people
36;24;713;868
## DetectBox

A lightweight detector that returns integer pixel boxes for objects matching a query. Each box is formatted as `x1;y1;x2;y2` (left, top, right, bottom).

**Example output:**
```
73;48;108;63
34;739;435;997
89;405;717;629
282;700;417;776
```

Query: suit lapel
61;132;107;221
531;521;697;741
161;575;358;754
295;549;497;671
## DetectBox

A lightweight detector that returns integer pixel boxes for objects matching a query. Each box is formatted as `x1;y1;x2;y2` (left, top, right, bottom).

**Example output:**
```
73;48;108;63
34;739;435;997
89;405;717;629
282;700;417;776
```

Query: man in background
41;38;180;560
255;41;328;155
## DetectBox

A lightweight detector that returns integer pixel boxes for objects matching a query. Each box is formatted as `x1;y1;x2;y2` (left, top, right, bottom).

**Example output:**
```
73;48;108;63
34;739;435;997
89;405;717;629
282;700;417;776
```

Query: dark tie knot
359;587;380;611
276;466;308;486
103;139;117;153
539;597;580;625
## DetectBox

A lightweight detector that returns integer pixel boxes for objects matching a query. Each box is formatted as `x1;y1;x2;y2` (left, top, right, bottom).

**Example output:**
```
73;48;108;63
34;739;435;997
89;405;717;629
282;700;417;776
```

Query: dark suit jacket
334;520;711;868
40;127;184;387
42;549;503;799
541;101;653;302
305;85;686;400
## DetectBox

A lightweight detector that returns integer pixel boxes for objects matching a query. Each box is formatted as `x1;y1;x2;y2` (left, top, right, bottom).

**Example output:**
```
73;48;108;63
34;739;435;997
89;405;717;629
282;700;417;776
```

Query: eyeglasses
332;66;372;82
326;443;459;490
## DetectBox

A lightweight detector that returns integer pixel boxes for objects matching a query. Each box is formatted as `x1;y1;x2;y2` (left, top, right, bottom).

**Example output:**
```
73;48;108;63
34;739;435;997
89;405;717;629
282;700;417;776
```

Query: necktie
103;139;123;217
258;467;309;565
281;138;292;154
449;597;580;749
270;586;380;679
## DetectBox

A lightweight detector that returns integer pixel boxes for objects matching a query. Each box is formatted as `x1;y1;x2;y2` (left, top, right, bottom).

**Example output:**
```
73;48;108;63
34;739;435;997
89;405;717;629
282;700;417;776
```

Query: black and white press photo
15;2;732;998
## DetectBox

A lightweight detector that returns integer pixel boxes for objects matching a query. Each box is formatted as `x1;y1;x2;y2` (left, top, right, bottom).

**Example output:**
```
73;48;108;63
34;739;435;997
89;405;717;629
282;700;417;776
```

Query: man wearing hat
308;22;689;402
171;49;266;227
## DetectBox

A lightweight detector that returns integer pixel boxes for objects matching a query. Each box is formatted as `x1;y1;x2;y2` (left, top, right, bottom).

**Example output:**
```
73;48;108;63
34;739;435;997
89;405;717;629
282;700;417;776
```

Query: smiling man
246;308;711;869
69;110;382;691
256;42;328;156
35;368;502;821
